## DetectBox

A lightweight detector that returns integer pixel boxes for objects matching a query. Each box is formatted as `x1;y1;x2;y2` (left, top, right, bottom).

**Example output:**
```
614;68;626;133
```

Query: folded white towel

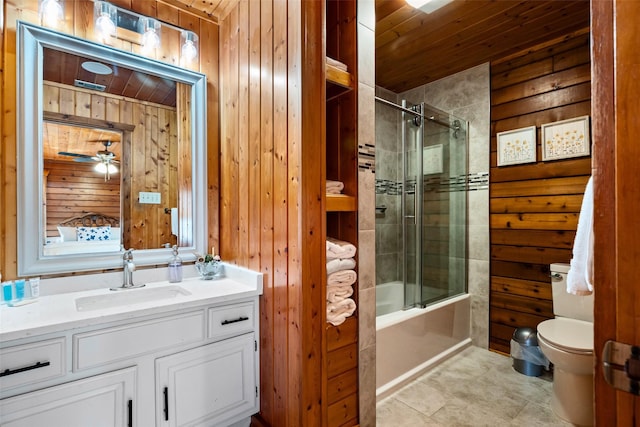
326;180;344;195
326;257;356;275
327;269;357;287
326;57;348;72
326;298;356;326
326;237;357;260
327;285;354;303
567;176;594;295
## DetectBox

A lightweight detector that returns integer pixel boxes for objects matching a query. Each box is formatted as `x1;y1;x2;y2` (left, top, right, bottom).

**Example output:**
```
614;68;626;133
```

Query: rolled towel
326;237;357;260
326;180;344;195
327;298;356;326
326;257;356;275
327;284;354;303
327;269;357;287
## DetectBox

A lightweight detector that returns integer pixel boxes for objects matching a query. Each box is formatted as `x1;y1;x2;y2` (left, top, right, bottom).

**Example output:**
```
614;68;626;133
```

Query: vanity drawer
208;301;256;341
73;310;205;371
0;337;66;391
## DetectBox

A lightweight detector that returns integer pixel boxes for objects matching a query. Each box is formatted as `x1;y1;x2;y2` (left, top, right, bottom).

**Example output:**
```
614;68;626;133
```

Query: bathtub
375;281;406;316
376;292;471;400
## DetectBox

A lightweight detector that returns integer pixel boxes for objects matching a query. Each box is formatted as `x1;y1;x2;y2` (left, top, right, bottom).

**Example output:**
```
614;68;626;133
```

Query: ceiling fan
58;140;119;180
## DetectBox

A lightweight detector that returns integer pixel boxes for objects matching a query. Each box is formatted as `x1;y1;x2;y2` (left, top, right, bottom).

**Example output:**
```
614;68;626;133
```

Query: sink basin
75;285;191;312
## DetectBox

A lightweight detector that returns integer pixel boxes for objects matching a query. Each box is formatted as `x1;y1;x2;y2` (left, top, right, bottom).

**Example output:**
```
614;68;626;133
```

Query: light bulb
182;40;197;61
181;31;198;62
141;18;161;54
40;0;64;28
94;2;117;42
96;15;116;40
142;29;160;53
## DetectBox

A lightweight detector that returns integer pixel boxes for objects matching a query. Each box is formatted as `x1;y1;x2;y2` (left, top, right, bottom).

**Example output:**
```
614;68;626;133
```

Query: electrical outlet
139;192;161;204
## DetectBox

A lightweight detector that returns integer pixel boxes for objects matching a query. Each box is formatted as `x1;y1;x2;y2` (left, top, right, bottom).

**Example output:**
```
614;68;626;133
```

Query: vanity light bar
92;1;198;61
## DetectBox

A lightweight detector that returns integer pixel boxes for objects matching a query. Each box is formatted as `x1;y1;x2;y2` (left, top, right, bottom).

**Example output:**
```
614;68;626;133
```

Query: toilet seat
537;317;593;354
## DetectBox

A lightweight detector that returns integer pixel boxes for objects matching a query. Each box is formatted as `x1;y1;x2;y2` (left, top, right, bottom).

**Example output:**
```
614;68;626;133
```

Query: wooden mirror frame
17;21;207;276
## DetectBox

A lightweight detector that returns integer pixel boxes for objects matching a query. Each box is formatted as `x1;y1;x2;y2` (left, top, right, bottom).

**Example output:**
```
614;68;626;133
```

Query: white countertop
0;264;263;343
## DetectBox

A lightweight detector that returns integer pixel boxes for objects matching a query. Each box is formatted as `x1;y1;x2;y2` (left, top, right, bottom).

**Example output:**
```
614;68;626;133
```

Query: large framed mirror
17;21;207;276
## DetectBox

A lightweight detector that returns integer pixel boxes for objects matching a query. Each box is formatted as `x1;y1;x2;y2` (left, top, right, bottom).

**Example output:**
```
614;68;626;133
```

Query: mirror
17;22;207;276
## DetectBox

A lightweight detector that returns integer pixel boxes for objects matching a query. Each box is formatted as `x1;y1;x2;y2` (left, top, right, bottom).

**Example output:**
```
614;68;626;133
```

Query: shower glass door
401;101;422;308
418;105;468;306
375;96;468;315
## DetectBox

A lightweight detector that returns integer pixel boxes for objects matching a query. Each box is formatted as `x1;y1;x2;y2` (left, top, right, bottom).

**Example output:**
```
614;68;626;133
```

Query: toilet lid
537;317;593;353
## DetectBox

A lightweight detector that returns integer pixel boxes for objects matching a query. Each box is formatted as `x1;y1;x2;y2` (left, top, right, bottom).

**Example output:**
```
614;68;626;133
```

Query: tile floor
377;346;573;426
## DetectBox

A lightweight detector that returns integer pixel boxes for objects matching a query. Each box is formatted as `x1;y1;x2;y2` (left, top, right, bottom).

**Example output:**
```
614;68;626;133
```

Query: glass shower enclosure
375;96;468;315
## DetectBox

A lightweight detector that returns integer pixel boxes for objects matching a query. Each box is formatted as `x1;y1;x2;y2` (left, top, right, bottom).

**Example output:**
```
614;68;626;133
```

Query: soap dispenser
168;245;183;283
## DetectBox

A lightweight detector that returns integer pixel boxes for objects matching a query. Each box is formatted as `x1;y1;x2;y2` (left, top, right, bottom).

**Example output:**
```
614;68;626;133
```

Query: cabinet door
156;334;257;427
0;366;136;427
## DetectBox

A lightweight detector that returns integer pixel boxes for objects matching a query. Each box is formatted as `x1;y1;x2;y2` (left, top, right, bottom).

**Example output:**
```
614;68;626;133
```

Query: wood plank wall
489;29;592;354
218;1;327;426
42;82;179;249
1;0;219;277
43;160;121;237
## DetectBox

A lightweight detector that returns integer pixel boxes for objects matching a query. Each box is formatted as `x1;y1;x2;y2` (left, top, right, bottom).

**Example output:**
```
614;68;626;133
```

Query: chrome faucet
110;249;145;290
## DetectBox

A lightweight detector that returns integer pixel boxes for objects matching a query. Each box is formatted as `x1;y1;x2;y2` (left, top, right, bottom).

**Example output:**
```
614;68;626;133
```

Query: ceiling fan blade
73;157;99;163
58;151;93;158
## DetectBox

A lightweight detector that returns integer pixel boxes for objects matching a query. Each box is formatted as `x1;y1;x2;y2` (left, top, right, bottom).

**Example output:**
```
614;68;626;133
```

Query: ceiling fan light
95;162;118;174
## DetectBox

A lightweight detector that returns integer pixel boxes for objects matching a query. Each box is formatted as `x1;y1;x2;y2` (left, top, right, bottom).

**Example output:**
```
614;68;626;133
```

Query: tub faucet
110;249;145;290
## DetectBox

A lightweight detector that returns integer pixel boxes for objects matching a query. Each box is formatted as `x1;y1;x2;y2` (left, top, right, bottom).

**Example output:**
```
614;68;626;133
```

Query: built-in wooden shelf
326;194;357;212
326;61;354;102
326;62;353;88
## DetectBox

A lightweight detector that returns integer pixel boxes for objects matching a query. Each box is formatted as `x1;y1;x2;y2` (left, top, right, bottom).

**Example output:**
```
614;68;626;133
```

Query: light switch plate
139;191;161;204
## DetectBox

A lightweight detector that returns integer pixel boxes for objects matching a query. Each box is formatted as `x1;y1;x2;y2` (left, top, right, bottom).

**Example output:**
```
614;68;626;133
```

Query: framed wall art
496;126;537;166
541;115;590;161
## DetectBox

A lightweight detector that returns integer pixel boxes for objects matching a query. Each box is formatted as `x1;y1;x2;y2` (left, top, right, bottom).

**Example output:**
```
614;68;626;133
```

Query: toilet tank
550;263;594;322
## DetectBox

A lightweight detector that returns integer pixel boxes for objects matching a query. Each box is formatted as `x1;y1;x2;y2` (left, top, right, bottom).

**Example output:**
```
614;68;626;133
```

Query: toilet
537;263;594;426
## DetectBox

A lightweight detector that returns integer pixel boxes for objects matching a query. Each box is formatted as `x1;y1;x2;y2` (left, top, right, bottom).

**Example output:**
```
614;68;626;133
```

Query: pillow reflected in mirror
77;225;112;241
57;226;78;242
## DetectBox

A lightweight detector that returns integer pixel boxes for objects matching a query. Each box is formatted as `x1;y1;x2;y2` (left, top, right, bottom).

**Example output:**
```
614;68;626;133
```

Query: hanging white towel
326;298;356;326
326;237;357;260
567;176;594;295
326;257;356;275
327;269;357;287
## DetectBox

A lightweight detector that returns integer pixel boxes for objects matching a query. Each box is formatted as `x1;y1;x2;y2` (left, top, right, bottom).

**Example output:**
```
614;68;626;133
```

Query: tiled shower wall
401;63;491;347
356;1;377;426
374;88;402;286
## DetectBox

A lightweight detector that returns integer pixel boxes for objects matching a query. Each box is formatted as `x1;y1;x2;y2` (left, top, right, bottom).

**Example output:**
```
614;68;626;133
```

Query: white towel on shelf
327;285;354;303
326;57;348;72
567;176;594;295
326;180;344;195
326;257;356;275
326;298;356;326
326;237;357;260
327;269;357;287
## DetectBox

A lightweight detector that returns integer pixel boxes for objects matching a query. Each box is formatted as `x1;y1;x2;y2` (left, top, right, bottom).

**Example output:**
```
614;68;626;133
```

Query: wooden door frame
592;0;640;424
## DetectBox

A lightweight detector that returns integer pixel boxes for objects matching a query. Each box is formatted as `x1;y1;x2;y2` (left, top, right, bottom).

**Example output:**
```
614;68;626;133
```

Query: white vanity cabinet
0;294;260;427
0;366;136;427
156;333;257;426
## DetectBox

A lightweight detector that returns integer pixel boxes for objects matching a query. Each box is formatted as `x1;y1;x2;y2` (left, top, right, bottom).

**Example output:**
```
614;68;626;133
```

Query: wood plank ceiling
43;48;176;107
375;0;590;93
